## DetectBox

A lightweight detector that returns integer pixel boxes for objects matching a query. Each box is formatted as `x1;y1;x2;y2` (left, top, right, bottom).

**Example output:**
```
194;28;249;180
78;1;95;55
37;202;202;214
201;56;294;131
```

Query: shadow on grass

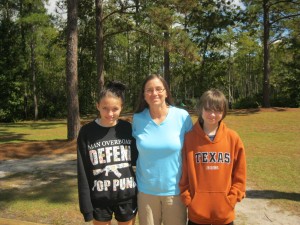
0;160;77;208
246;190;300;202
228;108;260;116
0;130;29;143
190;108;262;116
0;121;66;143
0;121;66;128
227;107;288;116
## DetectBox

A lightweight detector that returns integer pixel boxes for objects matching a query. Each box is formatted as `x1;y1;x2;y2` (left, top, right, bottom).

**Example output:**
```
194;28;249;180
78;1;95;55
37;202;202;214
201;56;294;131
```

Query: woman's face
144;78;167;108
96;96;122;127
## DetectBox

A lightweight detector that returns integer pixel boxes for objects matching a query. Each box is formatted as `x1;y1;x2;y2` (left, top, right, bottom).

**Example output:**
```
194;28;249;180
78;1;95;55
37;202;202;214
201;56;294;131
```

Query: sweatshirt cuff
83;212;93;222
181;194;191;206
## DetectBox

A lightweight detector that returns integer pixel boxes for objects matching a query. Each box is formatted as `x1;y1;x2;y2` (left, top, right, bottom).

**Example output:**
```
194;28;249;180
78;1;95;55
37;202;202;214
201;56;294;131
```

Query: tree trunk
228;40;232;106
30;28;38;120
20;0;29;119
66;0;80;140
263;0;271;107
164;31;170;87
95;0;105;91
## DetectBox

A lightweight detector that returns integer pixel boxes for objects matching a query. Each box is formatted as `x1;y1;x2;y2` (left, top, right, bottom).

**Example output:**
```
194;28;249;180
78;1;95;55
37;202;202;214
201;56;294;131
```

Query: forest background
1;0;299;139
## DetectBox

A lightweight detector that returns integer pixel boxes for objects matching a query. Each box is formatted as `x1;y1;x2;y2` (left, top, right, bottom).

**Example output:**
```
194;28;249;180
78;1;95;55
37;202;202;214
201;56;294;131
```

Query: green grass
225;110;299;189
0;109;299;224
0;120;67;143
0;171;84;224
224;109;300;213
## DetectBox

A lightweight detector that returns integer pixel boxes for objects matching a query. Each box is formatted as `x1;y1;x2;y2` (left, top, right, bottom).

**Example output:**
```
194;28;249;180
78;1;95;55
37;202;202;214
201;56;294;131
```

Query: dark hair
97;81;126;105
135;74;174;113
197;89;228;123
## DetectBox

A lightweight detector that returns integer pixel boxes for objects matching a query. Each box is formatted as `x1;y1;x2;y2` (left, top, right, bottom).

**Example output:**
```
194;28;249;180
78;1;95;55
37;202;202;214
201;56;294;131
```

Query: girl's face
96;96;122;127
201;106;223;127
144;78;167;108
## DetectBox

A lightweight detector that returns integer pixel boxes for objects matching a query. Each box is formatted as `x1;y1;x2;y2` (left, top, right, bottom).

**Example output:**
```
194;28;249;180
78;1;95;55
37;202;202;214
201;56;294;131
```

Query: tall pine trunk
66;0;80;140
30;33;38;120
164;31;170;87
263;0;271;107
95;0;105;91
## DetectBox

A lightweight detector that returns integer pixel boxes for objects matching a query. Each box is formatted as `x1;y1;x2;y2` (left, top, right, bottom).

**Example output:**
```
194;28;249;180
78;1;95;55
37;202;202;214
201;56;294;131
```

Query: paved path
235;192;300;225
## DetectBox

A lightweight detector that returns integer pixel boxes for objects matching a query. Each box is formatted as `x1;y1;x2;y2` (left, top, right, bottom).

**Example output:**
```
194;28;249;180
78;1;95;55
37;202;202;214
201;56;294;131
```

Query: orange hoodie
179;120;246;224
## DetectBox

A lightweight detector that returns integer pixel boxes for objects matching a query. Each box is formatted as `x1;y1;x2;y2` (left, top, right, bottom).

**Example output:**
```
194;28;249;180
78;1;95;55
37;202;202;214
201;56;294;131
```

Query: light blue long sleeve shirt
132;106;193;196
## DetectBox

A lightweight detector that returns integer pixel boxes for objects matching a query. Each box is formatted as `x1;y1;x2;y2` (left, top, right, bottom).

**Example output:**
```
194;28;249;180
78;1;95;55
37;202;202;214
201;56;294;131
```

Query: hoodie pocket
188;191;234;221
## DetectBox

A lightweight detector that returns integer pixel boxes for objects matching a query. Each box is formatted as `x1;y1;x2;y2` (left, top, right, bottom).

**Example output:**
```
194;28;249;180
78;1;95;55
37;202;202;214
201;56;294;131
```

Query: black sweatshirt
77;119;138;222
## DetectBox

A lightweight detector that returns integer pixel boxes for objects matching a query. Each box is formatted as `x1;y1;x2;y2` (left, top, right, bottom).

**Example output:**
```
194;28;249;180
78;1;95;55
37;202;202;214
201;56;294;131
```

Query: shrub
233;97;260;109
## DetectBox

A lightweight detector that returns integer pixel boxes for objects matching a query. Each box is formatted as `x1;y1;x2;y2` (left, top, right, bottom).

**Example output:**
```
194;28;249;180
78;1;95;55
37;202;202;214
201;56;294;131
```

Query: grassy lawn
0;108;299;224
224;108;300;214
0;120;67;143
0;171;80;224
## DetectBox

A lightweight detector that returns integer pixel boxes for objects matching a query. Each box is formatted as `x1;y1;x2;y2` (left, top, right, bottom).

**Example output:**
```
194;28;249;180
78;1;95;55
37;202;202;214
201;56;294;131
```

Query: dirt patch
235;191;300;224
0;140;76;160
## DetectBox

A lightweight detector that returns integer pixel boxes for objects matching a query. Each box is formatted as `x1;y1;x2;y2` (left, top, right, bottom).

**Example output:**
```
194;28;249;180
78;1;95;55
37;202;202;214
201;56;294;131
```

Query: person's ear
96;102;101;111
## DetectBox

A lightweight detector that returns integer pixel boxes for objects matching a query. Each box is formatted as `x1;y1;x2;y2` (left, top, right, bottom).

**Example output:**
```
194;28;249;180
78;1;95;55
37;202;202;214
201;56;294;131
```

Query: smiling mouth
151;97;161;100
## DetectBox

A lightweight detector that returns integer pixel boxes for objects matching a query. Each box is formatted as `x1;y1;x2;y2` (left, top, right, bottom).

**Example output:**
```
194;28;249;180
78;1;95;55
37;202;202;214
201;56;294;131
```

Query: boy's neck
202;122;219;136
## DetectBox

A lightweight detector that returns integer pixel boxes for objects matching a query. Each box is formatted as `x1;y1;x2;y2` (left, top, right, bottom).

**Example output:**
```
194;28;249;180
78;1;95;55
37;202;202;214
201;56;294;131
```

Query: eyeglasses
204;107;223;114
145;87;165;94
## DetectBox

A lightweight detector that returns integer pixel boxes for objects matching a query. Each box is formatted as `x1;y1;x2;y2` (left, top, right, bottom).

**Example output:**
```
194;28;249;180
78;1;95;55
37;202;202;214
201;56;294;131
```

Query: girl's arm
131;137;138;166
77;131;94;222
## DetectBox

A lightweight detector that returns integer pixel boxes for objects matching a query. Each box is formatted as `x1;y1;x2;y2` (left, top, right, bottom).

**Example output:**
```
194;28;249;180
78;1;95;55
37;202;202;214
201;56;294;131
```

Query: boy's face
201;106;223;126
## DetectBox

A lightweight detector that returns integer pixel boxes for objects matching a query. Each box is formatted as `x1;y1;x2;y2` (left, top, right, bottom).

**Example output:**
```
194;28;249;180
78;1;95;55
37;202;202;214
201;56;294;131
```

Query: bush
270;96;300;108
233;97;260;109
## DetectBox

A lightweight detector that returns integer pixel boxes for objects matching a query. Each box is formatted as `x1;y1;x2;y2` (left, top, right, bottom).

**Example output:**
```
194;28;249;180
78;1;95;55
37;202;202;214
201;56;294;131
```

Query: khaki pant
138;192;187;225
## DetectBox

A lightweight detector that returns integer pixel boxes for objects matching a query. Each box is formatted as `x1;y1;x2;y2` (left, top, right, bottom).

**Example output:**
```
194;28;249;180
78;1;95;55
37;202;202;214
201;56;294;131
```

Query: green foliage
233;96;261;109
270;96;299;108
0;80;24;122
0;15;24;122
241;0;300;107
0;0;299;122
0;0;66;121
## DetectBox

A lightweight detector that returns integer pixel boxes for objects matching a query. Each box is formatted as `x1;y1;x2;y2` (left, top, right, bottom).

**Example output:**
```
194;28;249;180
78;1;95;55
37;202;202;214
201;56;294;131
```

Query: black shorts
188;220;234;225
93;199;137;222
